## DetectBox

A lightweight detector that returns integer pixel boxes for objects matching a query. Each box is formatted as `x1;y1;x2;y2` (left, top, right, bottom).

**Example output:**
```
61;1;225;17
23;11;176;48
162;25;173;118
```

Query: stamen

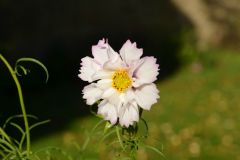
112;69;132;92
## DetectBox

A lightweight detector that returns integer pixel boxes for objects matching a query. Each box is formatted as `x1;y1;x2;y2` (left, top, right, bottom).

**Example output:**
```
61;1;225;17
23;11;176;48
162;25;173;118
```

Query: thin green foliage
29;120;50;131
3;115;38;129
0;54;49;160
116;126;125;150
0;150;5;157
0;116;51;160
1;53;166;160
33;146;74;160
15;57;49;83
100;129;116;143
0;54;31;156
81;119;105;151
0;128;11;143
143;145;166;159
98;118;166;160
9;122;25;135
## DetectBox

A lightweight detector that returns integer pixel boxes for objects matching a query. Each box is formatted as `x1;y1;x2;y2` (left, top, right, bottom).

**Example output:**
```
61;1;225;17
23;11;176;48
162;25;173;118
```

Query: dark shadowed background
1;1;240;159
0;0;240;160
0;0;188;134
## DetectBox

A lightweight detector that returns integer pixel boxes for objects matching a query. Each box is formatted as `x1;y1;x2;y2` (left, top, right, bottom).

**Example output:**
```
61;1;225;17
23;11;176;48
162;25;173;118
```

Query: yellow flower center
112;69;132;92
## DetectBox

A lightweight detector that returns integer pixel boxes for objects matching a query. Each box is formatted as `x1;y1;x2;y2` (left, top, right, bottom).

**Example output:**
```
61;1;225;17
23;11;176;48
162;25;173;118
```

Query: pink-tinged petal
103;57;123;70
133;56;159;87
82;83;102;105
102;88;116;99
98;100;118;124
92;39;109;65
103;44;124;70
108;91;123;107
102;88;123;107
92;70;113;81
107;45;119;61
134;84;159;110
120;40;143;65
119;101;139;127
96;79;112;90
122;88;135;104
127;58;144;77
78;57;101;82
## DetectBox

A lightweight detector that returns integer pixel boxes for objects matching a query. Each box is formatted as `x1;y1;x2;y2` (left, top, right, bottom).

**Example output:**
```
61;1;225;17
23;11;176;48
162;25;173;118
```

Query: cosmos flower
78;39;159;127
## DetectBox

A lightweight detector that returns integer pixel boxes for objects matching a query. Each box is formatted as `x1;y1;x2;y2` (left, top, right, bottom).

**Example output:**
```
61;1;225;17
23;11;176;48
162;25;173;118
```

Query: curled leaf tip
15;57;49;83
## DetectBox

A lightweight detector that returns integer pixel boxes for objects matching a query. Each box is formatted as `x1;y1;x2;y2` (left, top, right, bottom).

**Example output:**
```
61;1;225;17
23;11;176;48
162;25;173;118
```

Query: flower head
78;39;159;127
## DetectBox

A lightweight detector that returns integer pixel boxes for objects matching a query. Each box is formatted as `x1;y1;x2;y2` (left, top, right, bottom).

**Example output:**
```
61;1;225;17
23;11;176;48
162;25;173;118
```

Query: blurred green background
0;0;240;159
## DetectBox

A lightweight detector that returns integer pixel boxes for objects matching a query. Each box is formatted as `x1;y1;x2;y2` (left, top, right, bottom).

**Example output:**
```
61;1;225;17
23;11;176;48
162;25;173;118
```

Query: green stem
115;126;124;150
0;54;31;156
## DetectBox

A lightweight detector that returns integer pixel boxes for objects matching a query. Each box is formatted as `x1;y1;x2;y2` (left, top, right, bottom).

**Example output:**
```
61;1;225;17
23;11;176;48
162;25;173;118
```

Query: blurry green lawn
32;51;240;160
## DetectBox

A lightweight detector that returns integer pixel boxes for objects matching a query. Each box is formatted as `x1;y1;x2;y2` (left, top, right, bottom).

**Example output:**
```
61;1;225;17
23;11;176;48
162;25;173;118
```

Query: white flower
78;39;159;127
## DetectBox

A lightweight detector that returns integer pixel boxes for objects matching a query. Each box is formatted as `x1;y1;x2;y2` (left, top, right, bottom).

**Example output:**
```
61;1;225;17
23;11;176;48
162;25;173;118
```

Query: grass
32;50;240;160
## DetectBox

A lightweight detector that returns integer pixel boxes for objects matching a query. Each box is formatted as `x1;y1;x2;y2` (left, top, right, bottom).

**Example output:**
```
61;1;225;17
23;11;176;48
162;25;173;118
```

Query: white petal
133;56;159;87
102;88;116;99
107;45;120;61
101;46;124;70
123;89;135;104
82;84;102;105
103;56;123;70
119;101;139;127
134;84;159;110
127;58;144;77
120;40;143;65
78;57;100;82
108;91;123;107
92;39;109;65
92;70;113;81
102;88;123;107
98;100;118;124
96;79;112;90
